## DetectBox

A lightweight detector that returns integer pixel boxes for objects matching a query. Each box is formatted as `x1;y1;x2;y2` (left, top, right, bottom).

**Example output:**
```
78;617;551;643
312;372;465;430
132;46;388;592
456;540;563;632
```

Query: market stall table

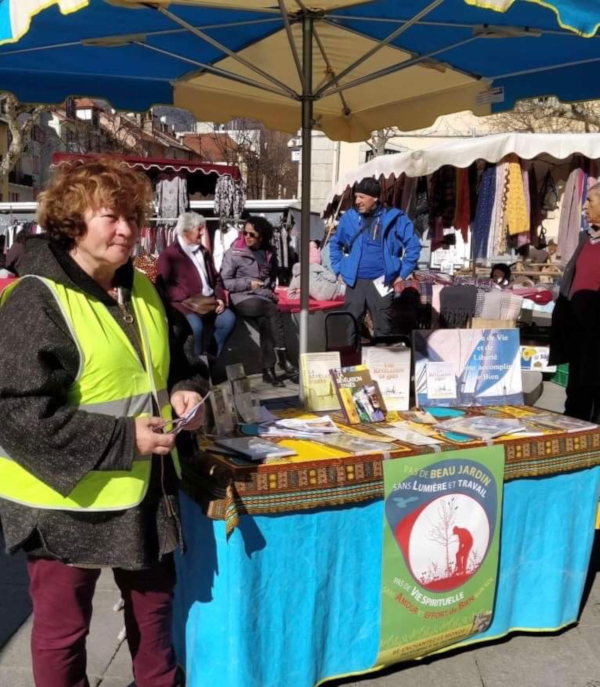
173;406;600;687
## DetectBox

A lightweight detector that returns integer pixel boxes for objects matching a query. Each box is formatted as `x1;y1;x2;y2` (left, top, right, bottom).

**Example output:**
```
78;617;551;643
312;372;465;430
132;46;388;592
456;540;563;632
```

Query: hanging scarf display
528;165;541;244
413;176;430;238
400;174;415;213
489;159;508;256
558;159;586;262
392;173;405;208
452;167;471;243
439;285;478;329
381;173;395;207
155;174;188;220
503;154;530;237
214;175;247;227
472;165;496;260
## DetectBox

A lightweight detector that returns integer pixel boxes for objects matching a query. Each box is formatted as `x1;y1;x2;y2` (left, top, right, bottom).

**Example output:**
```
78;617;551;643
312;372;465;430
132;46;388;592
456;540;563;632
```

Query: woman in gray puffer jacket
220;216;298;386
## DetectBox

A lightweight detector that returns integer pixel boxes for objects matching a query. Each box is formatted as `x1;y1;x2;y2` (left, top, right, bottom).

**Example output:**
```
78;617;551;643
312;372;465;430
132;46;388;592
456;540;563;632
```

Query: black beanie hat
355;177;381;198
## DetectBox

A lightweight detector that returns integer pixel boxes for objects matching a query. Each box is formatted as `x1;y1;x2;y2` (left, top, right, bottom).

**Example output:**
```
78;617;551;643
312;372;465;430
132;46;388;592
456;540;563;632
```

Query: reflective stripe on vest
0;271;180;512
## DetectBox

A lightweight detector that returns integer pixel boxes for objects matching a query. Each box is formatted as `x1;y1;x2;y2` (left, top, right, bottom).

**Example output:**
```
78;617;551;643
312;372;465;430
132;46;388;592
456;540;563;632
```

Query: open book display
413;329;523;408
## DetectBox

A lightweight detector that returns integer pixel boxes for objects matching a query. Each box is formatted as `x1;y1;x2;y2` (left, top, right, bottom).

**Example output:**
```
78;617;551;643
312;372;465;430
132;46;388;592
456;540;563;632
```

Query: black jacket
550;233;600;387
0;236;207;569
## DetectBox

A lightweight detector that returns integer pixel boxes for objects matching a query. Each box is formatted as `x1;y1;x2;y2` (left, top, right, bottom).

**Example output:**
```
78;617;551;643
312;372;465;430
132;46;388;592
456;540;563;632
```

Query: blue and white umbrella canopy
1;0;599;354
0;1;599;141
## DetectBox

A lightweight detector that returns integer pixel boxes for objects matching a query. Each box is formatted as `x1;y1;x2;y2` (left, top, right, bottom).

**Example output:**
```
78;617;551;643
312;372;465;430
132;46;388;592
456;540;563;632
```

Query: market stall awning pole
299;11;314;358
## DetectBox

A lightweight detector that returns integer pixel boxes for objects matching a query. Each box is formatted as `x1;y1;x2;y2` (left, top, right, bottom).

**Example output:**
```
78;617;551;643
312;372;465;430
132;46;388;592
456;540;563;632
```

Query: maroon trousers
27;557;180;687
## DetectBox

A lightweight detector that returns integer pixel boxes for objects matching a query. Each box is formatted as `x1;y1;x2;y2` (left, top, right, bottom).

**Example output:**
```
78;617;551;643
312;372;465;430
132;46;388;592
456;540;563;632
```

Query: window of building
65;98;76;119
364;148;400;163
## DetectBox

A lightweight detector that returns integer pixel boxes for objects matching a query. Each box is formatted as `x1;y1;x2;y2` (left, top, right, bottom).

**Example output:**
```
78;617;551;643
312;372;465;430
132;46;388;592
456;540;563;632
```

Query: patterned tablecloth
182;405;600;533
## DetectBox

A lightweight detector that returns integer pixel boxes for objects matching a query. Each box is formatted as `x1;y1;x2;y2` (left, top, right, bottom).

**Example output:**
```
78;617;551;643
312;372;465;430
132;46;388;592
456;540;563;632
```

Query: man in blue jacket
330;177;421;342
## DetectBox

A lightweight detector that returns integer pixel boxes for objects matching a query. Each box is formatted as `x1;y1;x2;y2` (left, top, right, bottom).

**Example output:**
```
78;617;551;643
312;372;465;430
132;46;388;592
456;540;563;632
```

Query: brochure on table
413;329;523;408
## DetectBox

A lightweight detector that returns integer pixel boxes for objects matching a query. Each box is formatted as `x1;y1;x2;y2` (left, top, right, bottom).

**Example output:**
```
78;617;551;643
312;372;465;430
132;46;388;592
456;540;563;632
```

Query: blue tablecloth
173;466;600;687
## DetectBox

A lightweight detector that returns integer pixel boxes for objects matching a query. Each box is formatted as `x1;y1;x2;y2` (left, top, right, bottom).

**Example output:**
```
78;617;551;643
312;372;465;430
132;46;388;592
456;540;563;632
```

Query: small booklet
258;426;321;439
226;364;261;424
401;410;437;425
226;363;246;382
316;434;390;455
273;416;340;434
258;416;341;439
215;437;297;462
376;425;443;446
425;362;457;402
208;385;236;437
330;365;386;424
529;413;598;433
435;416;526;440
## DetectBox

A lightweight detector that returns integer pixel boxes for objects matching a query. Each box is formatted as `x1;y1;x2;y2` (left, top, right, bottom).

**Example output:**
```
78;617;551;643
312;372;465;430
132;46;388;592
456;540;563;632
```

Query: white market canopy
325;132;600;210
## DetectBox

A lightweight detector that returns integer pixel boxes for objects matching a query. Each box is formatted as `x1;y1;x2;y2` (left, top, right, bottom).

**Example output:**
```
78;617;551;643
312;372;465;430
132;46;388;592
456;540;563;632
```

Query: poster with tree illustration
375;446;505;667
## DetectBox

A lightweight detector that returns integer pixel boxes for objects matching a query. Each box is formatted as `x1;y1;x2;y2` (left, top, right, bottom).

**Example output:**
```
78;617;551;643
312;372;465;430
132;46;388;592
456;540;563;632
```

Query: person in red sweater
550;183;600;421
156;212;236;359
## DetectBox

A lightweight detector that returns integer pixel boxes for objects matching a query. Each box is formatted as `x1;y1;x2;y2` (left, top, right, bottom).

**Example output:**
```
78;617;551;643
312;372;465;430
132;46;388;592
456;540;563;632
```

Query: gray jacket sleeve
0;280;135;497
220;248;253;293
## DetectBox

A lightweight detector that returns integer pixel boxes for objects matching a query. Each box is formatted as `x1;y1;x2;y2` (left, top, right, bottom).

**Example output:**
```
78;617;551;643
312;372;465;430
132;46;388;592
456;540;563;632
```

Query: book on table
300;352;342;411
528;413;598;433
361;345;411;411
315;433;390;455
214;437;297;462
434;416;527;440
330;364;387;425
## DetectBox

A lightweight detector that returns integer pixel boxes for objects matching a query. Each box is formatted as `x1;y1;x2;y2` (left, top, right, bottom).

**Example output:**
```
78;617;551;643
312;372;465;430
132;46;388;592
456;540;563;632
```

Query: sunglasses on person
243;230;260;238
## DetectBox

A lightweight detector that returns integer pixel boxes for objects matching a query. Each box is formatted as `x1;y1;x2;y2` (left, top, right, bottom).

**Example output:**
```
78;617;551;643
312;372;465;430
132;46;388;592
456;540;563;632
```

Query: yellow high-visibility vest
0;270;180;511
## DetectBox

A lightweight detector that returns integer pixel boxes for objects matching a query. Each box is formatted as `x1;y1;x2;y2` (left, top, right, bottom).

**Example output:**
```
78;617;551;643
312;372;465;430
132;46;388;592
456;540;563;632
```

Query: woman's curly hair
244;215;274;249
37;158;153;250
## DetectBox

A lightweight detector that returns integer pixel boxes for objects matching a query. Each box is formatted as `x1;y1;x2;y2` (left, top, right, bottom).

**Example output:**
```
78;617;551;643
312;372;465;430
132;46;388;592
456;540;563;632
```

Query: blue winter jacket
329;206;421;288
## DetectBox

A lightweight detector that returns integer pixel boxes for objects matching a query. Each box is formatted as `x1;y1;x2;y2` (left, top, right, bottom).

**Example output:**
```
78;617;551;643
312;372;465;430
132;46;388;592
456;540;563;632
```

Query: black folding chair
324;311;361;367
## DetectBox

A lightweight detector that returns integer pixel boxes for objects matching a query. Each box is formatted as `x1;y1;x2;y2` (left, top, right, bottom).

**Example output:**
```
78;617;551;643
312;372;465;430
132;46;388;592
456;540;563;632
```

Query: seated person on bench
220;216;298;387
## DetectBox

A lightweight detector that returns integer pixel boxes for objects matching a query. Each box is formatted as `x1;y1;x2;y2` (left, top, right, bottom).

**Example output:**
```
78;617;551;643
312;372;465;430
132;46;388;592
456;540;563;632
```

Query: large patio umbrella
1;0;599;354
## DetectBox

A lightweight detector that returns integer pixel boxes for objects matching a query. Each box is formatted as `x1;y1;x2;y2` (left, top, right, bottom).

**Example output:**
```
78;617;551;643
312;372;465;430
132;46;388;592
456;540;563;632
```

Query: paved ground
5;380;600;687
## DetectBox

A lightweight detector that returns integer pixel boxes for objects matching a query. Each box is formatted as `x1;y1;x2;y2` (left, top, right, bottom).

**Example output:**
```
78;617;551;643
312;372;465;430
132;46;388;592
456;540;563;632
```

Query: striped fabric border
182;418;600;534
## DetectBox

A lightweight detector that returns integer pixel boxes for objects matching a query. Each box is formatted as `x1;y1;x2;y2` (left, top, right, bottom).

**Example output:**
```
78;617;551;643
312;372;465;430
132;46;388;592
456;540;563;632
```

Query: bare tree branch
487;97;600;134
0;94;47;179
203;119;298;200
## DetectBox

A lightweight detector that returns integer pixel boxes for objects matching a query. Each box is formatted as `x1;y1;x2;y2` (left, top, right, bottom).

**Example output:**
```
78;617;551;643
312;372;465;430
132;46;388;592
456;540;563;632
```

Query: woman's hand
215;299;226;314
250;279;264;290
135;417;176;456
170;390;204;431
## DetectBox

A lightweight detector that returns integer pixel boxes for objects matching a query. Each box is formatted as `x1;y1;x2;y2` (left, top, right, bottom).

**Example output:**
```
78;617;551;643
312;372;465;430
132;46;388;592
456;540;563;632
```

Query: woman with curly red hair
0;158;206;687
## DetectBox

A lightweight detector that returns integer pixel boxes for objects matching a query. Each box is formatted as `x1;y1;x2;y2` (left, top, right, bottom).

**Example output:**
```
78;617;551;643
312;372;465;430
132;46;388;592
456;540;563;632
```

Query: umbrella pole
299;12;314;359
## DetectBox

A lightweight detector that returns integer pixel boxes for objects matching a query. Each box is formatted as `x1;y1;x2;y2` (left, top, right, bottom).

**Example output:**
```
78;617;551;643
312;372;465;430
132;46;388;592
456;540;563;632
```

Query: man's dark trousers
344;278;393;343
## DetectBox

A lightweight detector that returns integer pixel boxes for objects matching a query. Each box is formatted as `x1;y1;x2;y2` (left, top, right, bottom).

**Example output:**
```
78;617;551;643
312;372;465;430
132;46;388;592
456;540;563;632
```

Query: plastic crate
551;363;569;388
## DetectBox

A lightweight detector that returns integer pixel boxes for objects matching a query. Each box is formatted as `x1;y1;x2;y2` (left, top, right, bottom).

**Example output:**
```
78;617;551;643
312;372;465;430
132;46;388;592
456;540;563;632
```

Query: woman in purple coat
156;212;236;358
221;216;298;386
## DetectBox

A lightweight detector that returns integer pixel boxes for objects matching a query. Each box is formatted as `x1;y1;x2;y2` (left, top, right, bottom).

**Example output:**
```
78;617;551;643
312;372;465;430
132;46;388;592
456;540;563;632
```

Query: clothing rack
149;216;229;224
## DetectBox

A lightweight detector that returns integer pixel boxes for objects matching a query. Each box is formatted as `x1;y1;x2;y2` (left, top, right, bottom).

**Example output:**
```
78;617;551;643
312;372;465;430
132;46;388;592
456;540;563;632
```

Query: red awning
51;152;240;180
